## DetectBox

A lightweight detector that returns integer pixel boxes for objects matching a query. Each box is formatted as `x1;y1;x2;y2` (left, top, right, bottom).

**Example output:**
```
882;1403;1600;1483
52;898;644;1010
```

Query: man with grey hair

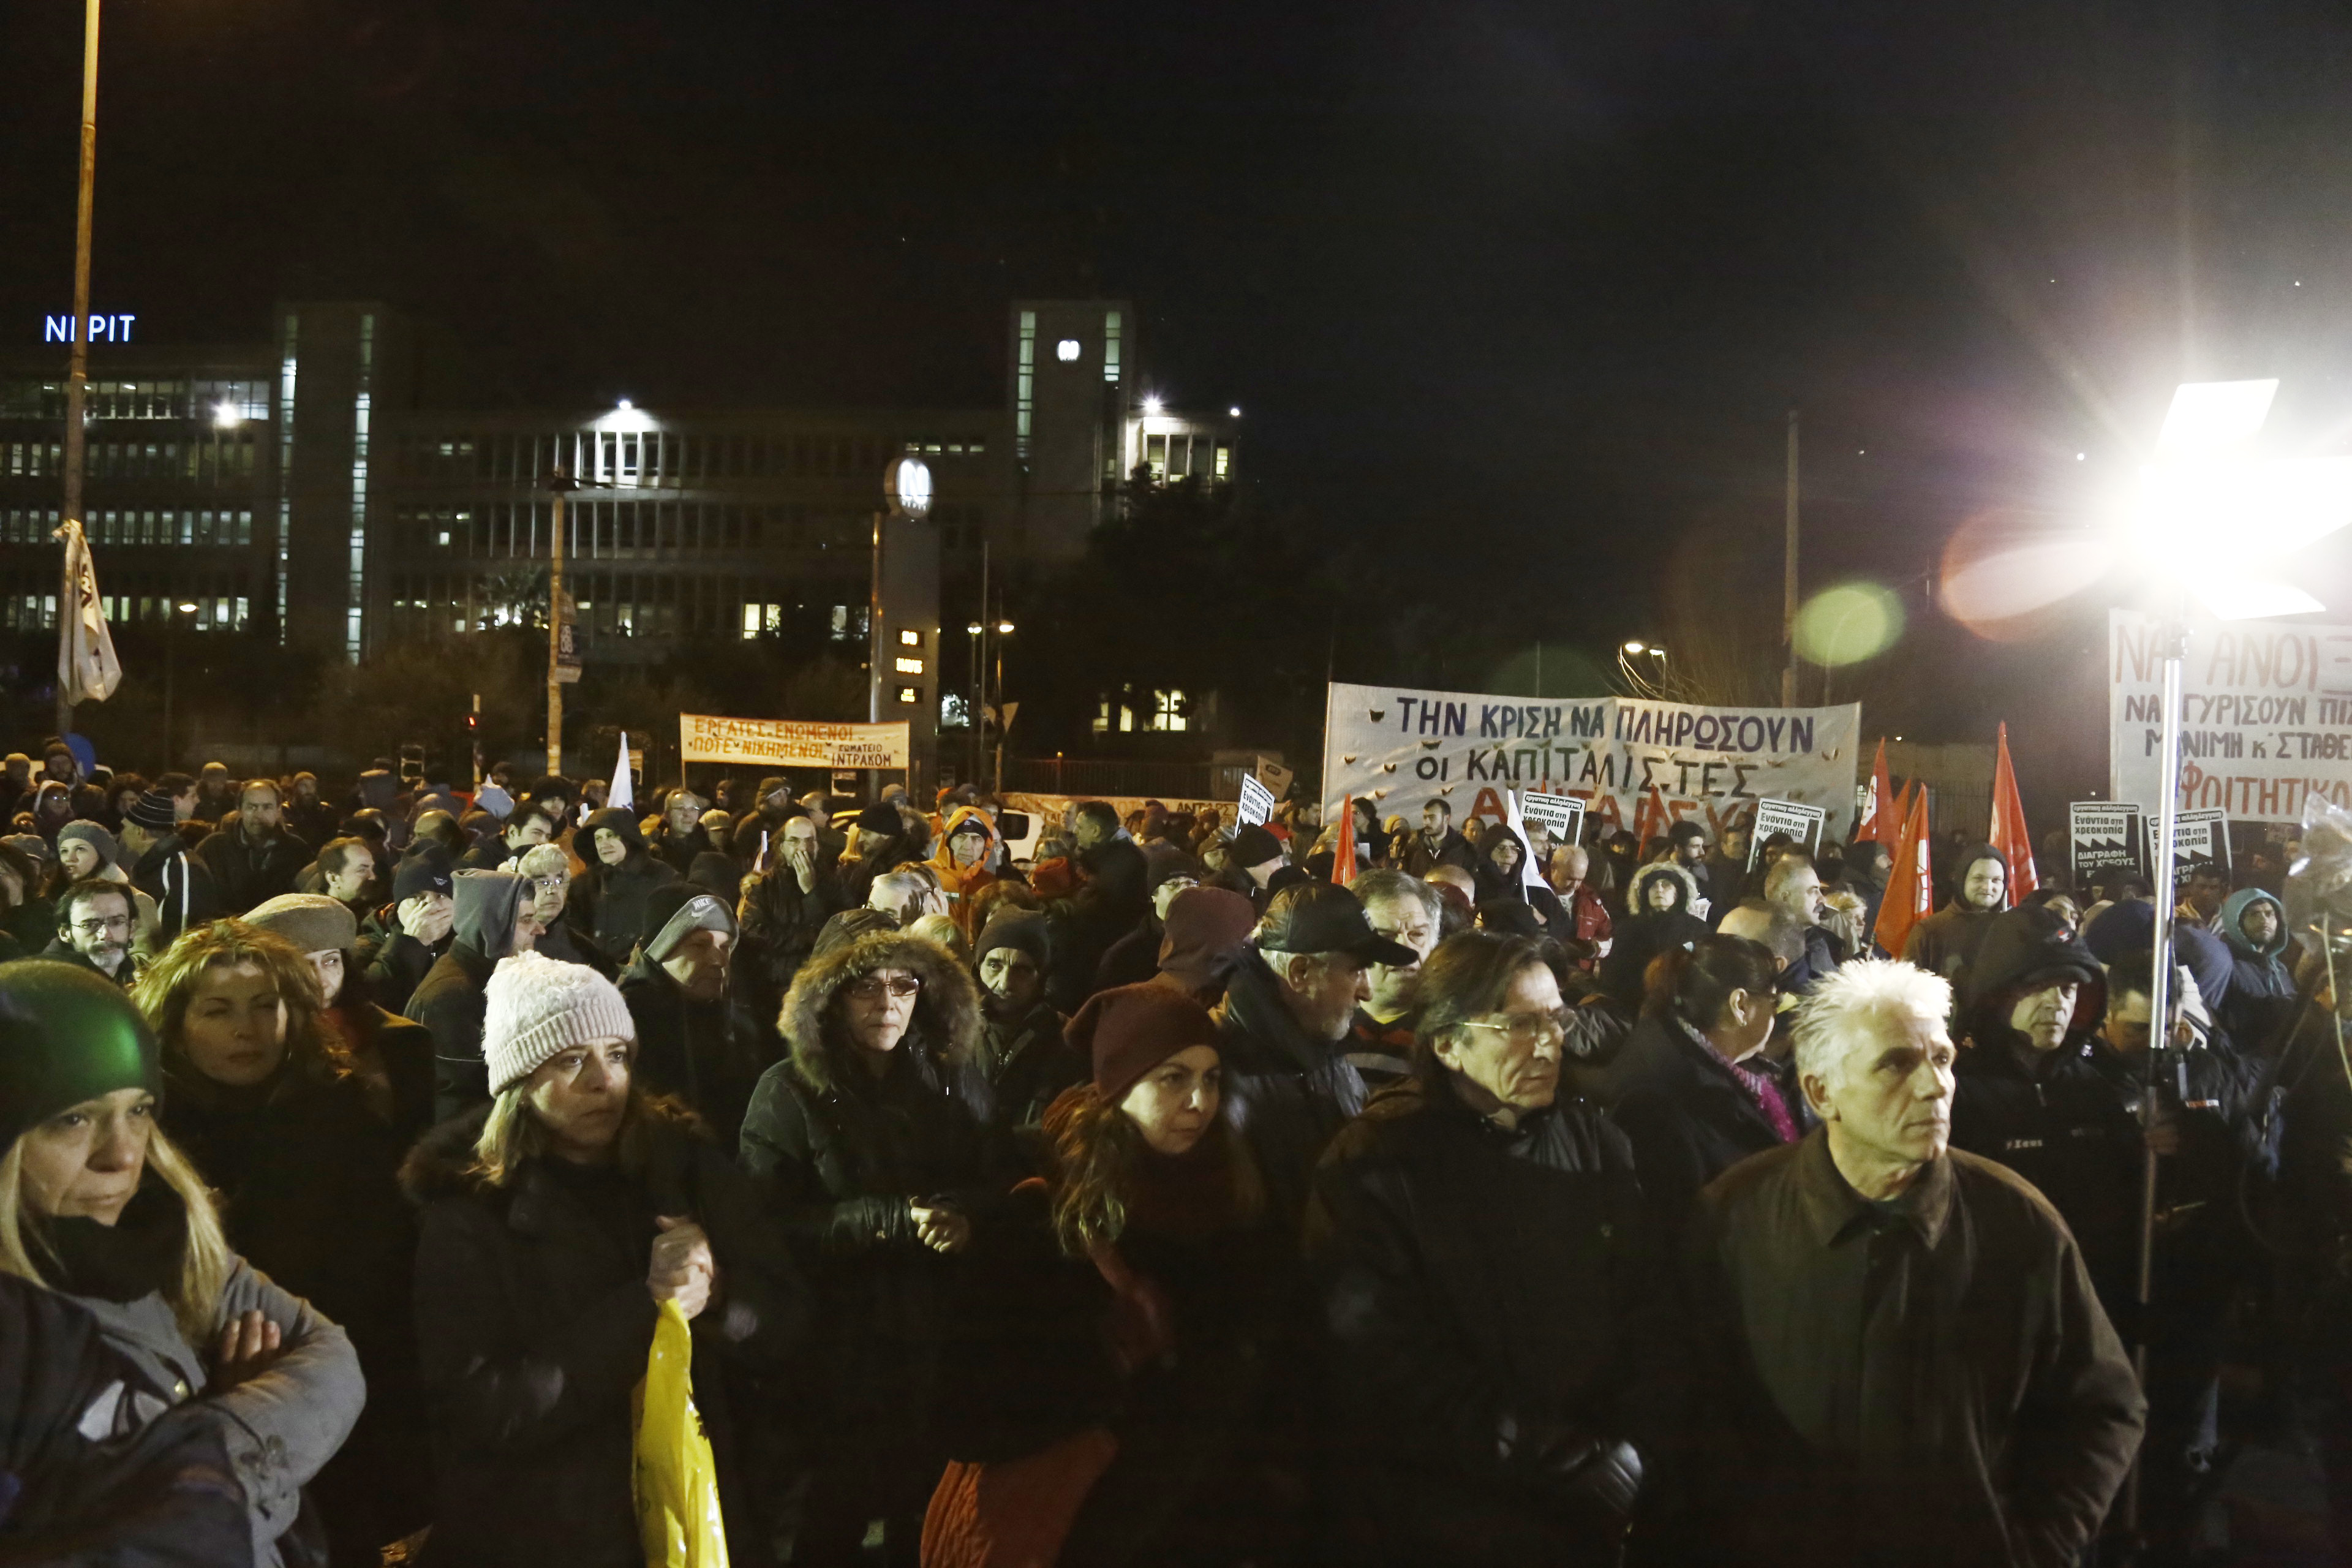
1762;850;1843;992
1216;881;1416;1224
866;867;944;929
1684;957;2143;1566
1346;869;1445;1084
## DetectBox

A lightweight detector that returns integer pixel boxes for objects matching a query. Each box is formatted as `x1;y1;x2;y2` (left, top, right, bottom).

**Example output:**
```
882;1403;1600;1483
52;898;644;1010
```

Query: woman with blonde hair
134;914;424;1561
403;950;805;1567
0;959;363;1566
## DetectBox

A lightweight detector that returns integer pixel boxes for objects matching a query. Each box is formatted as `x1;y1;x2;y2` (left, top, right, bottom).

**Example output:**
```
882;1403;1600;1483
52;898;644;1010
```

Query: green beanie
0;960;162;1152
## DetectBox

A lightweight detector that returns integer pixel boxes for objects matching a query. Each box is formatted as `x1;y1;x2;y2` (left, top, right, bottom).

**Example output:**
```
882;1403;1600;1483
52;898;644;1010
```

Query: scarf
37;1180;189;1302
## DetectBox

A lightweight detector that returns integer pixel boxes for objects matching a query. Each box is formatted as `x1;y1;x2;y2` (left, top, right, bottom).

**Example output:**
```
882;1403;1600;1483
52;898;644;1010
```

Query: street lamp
53;0;102;740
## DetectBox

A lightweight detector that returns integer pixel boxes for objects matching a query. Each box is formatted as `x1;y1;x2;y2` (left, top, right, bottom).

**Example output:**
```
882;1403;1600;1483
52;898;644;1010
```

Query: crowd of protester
1;731;2350;1566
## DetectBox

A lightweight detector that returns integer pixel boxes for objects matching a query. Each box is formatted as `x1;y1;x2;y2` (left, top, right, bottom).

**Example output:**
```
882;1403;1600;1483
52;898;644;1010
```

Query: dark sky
7;0;2352;785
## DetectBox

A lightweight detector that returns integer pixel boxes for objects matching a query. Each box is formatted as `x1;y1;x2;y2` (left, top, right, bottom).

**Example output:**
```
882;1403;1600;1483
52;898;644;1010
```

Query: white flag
609;729;633;812
56;519;121;704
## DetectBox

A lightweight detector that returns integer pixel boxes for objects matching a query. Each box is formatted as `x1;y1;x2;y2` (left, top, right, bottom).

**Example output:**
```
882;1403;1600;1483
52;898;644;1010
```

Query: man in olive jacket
1685;957;2144;1567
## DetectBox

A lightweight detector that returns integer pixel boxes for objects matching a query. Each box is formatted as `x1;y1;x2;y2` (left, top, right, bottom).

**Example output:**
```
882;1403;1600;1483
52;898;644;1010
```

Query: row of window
385;572;865;643
1;433;260;485
391;500;989;559
0;380;271;422
397;429;990;488
0;587;249;633
1140;432;1231;483
0;508;257;548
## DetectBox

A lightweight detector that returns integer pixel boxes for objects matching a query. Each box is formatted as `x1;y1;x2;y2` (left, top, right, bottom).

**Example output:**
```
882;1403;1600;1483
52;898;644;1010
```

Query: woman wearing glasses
739;919;995;1567
1305;930;1657;1566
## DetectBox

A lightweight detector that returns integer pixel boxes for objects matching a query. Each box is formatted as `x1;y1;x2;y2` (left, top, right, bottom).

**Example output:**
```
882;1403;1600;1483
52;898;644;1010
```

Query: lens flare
1939;507;2109;640
1793;582;1904;667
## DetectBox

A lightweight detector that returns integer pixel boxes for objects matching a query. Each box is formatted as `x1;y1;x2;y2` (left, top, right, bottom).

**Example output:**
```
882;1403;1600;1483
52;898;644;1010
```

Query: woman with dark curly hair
930;982;1287;1566
738;921;997;1566
133;917;423;1562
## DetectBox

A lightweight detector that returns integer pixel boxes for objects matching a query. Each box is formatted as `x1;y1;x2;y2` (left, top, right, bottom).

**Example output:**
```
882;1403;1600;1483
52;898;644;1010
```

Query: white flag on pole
56;519;121;704
609;729;633;812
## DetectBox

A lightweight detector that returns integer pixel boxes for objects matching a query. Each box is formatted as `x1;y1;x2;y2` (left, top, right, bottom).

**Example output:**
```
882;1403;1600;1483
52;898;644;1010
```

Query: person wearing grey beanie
400;949;808;1568
616;886;772;1152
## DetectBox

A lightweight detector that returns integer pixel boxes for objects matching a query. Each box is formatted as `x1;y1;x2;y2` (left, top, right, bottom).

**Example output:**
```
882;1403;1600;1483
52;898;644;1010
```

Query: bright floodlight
2158;380;2275;453
2122;379;2352;620
1229;405;1242;417
1142;395;1163;415
1056;339;1080;362
966;621;983;635
176;601;197;613
1623;639;1645;653
617;398;634;411
213;402;241;429
997;620;1015;634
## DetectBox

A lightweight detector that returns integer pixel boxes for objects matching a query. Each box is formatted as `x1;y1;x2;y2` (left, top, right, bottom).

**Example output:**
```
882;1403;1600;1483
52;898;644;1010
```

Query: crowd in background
0;730;2348;1567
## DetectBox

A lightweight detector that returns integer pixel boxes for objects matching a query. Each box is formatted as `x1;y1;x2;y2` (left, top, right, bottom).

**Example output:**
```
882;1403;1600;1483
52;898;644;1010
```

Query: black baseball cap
392;848;454;903
1258;883;1417;966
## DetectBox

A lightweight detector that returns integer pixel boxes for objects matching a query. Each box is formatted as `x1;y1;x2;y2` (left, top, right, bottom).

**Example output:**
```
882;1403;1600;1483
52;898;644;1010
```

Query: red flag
1887;780;1914;845
1988;722;2038;906
1873;788;1935;959
1860;739;1895;845
1331;796;1357;886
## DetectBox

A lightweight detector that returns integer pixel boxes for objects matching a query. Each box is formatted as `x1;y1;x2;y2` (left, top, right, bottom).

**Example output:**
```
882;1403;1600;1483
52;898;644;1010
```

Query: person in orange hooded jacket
931;805;1003;940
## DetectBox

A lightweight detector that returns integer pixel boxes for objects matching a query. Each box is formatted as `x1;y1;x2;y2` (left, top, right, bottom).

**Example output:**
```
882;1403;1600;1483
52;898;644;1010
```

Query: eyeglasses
532;876;568;894
847;976;922;1002
1459;1009;1570;1048
70;915;132;937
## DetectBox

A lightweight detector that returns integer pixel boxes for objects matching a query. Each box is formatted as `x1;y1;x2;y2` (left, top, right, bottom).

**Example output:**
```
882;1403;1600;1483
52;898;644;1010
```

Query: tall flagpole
58;0;102;737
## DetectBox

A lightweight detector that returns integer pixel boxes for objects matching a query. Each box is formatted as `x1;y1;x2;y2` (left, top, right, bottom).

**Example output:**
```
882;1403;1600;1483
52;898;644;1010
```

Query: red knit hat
1064;982;1218;1102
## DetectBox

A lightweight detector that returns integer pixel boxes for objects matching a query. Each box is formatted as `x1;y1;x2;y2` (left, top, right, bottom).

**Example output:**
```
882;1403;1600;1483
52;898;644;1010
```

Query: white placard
1238;774;1276;826
1746;797;1827;870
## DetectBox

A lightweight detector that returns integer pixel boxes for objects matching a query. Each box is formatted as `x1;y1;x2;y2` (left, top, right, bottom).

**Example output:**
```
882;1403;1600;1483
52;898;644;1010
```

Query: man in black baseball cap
356;848;456;1016
1213;881;1417;1225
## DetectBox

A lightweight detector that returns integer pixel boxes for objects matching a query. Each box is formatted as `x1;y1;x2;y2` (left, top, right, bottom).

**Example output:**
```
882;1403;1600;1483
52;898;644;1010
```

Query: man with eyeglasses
1215;882;1417;1229
43;880;141;986
1306;928;1652;1561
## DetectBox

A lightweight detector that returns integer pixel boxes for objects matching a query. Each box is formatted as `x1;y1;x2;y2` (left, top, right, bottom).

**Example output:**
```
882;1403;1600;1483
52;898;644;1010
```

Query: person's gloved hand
1497;1412;1644;1520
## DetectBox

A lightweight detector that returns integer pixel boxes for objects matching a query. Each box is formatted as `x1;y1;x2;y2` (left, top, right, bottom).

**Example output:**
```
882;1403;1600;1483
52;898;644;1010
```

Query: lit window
1091;698;1110;736
742;603;761;639
1153;689;1189;733
894;655;924;675
1215;445;1231;479
765;604;783;633
1056;339;1080;362
1104;309;1121;383
897;628;921;647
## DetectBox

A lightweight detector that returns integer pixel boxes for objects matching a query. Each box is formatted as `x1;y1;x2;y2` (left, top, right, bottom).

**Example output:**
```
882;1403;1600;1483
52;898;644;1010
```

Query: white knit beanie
482;951;636;1094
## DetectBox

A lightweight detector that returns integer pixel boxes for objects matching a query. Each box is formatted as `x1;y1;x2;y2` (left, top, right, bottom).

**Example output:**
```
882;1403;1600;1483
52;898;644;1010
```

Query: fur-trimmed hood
1628;860;1701;918
778;927;984;1096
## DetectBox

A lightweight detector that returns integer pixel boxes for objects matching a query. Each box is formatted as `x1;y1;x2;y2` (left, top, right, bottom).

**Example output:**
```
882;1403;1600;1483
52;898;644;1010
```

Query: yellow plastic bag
632;1298;730;1568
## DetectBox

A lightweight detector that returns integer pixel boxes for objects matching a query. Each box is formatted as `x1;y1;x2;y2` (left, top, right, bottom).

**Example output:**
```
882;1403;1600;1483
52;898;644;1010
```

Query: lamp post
55;0;102;737
2115;377;2352;1528
543;470;585;775
992;619;1014;794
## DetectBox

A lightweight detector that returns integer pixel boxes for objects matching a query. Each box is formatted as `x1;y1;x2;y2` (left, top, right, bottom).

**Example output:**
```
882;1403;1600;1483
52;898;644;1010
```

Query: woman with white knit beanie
401;950;809;1567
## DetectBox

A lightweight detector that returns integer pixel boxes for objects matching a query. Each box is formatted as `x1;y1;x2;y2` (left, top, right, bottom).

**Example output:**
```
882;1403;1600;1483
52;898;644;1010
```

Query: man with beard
1904;844;2008;994
1400;798;1479;878
283;771;341;850
968;910;1084;1130
190;778;309;914
40;879;140;986
1686;958;2143;1566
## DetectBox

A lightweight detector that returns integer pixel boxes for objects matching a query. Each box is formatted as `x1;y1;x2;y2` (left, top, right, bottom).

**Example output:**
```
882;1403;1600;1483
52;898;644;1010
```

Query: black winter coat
736;862;839;1025
619;951;780;1154
0;1272;251;1564
404;1101;808;1568
1604;1016;1796;1243
973;1000;1084;1132
413;941;499;1126
1045;838;1150;1014
569;810;682;968
190;823;309;914
1305;1077;1662;1566
358;909;446;1018
1214;949;1370;1231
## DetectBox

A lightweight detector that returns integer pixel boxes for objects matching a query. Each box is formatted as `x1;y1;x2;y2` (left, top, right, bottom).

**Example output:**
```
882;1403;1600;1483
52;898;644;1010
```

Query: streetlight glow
1623;639;1645;654
1142;395;1163;415
997;620;1015;635
213;401;240;429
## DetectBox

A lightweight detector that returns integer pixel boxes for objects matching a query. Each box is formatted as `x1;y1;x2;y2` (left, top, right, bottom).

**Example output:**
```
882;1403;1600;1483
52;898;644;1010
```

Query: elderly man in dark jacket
1216;883;1415;1229
1686;957;2144;1567
619;884;775;1152
1308;930;1654;1565
970;911;1082;1130
189;777;309;914
1948;904;2143;1316
412;869;540;1122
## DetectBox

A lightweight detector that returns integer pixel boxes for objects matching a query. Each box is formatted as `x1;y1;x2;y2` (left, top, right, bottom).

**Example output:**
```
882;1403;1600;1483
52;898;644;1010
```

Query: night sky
7;0;2352;800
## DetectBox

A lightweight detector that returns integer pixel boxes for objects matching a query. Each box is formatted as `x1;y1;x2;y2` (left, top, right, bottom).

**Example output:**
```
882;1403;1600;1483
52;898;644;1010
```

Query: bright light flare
212;402;241;429
2158;379;2275;454
1795;581;1905;666
1623;639;1645;654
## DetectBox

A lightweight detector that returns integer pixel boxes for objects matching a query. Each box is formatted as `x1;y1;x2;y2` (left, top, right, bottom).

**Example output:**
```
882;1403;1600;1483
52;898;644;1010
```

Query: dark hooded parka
619;884;778;1154
2217;886;2302;1055
1948;904;2143;1316
1598;863;1708;1008
1902;843;2007;988
413;869;536;1123
567;807;680;969
736;925;999;1562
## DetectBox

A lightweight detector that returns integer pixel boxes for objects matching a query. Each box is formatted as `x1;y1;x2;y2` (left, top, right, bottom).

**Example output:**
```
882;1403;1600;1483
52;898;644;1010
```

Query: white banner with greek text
679;714;910;770
2109;608;2352;823
1321;684;1861;842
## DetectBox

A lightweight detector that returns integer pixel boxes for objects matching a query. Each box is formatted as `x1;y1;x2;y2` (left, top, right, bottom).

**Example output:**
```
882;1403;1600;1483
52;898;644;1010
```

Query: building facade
0;298;1238;673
